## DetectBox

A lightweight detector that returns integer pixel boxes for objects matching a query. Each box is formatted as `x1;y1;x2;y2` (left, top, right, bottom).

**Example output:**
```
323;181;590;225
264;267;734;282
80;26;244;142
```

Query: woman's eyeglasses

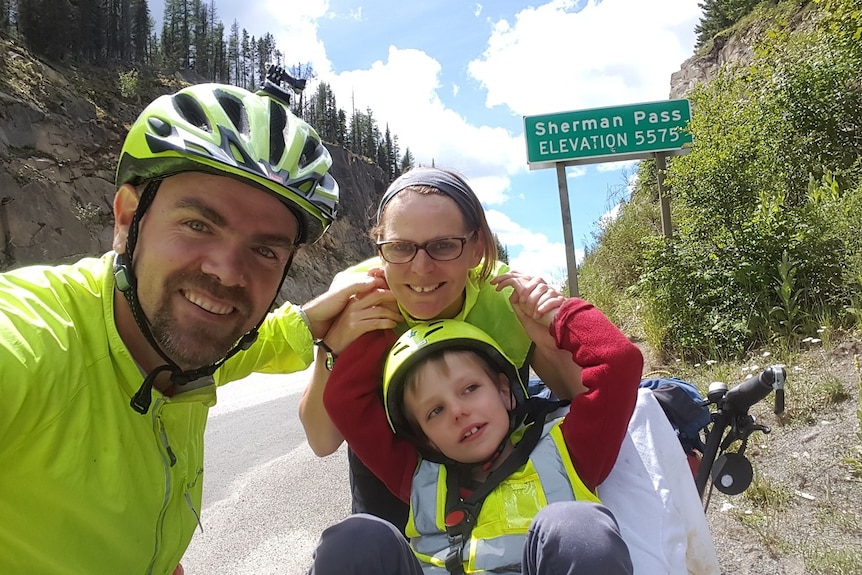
376;231;476;264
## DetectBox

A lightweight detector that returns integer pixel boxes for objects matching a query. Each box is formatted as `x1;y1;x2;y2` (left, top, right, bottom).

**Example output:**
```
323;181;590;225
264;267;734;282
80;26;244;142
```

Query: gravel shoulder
636;335;862;575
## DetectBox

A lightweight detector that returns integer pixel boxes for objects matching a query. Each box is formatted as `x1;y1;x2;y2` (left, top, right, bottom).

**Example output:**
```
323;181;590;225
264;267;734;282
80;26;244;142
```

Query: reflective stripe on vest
406;418;600;574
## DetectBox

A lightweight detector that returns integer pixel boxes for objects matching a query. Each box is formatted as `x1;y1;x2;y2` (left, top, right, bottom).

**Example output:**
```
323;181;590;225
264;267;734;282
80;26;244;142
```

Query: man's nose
201;244;248;287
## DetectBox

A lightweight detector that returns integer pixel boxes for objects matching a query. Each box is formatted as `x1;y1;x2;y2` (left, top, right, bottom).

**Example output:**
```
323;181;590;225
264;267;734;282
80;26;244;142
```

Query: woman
300;167;720;574
298;167;578;531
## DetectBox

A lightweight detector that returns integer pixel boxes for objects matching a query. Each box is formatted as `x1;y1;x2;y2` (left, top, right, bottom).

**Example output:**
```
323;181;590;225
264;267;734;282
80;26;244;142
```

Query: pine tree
493;233;509;264
400;148;415;174
130;0;150;63
695;0;770;47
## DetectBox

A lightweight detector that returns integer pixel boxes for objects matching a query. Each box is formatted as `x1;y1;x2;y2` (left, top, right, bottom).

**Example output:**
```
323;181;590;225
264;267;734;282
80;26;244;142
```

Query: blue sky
159;0;703;286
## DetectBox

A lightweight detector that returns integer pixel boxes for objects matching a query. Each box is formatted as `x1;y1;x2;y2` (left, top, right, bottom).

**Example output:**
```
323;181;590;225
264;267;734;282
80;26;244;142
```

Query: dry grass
640;335;862;575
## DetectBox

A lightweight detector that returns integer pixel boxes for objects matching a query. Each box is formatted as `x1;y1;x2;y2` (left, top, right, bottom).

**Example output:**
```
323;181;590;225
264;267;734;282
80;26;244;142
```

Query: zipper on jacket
185;491;204;534
145;398;174;575
160;417;177;467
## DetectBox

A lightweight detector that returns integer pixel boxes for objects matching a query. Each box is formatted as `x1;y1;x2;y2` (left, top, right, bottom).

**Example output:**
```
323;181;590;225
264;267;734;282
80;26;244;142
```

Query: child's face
404;351;513;464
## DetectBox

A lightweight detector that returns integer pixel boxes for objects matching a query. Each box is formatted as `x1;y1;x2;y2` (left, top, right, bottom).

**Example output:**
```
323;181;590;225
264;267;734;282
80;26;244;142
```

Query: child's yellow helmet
383;319;527;438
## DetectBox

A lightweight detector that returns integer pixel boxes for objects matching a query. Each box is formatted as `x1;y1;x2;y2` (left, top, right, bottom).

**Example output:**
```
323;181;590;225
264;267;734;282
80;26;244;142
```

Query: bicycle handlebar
720;365;786;415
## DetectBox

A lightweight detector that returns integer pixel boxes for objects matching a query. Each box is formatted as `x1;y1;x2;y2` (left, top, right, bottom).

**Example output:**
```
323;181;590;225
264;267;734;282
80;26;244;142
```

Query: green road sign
524;99;692;167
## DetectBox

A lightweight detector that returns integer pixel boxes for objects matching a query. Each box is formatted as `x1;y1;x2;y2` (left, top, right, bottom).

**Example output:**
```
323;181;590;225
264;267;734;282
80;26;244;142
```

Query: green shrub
118;69;141;101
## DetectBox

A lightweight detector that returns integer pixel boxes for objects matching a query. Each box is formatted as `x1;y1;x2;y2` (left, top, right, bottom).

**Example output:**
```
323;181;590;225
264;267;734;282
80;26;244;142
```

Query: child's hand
491;271;566;326
491;271;566;351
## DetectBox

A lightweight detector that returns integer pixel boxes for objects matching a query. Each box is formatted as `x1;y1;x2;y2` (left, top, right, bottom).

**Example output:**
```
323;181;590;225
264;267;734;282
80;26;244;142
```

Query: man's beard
148;269;255;370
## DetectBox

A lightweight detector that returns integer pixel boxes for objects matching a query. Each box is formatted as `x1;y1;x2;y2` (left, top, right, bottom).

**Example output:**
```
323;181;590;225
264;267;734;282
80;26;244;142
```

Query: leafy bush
630;0;862;358
118;69;141;101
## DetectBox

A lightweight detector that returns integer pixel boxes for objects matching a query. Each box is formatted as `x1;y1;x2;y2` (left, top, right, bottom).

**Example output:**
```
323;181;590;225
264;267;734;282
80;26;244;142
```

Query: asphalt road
180;367;352;575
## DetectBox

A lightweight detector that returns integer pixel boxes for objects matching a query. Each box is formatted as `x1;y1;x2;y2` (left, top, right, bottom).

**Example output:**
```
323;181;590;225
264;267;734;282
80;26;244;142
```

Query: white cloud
471;175;511;205
467;0;701;116
320;46;525;180
485;208;581;289
597;159;638;173
262;0;332;75
566;166;588;179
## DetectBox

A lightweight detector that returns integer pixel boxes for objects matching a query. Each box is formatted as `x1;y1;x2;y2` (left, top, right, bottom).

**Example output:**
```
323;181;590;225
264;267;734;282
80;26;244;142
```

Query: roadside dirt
639;337;862;575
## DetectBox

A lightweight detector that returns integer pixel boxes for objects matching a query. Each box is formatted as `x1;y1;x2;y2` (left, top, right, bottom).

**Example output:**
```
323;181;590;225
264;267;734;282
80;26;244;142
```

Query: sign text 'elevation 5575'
524;99;692;166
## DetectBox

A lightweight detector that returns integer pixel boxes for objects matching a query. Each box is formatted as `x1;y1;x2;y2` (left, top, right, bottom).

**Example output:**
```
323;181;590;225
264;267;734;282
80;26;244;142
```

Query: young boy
314;293;644;575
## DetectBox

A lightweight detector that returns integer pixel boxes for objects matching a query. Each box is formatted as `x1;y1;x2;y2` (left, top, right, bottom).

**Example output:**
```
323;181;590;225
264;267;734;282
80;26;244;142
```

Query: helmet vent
299;137;323;168
424;324;445;338
173;93;211;132
187;142;211;156
215;89;249;135
269;100;287;164
390;342;410;358
229;143;245;164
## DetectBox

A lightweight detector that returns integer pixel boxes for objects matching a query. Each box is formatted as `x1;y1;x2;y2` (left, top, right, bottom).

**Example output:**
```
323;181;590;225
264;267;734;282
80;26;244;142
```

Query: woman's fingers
325;290;402;352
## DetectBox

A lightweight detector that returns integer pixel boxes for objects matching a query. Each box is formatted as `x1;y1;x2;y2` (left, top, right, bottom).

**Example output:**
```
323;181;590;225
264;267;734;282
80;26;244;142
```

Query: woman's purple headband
375;167;481;226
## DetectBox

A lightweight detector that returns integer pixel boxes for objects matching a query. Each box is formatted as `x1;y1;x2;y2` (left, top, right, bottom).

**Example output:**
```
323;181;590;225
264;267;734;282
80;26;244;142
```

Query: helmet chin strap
441;396;568;574
115;178;294;415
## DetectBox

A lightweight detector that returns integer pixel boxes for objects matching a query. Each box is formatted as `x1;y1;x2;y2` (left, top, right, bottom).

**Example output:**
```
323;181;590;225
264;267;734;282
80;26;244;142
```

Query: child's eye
427;406;443;420
464;383;479;394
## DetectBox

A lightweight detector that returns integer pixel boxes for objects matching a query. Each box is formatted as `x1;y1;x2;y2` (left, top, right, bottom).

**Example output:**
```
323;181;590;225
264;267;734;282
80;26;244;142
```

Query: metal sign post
555;163;579;296
655;151;672;238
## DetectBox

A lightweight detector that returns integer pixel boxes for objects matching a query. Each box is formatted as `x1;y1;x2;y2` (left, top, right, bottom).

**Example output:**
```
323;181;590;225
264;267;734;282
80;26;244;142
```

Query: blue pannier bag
639;377;711;455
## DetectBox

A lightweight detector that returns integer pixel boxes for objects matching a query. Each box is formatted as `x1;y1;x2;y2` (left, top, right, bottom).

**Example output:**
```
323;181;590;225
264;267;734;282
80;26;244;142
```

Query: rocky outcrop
669;33;756;100
0;88;120;268
669;5;815;100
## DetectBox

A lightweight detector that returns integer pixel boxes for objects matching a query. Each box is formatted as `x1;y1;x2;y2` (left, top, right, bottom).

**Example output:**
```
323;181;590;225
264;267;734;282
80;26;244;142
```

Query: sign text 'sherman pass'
524;99;692;167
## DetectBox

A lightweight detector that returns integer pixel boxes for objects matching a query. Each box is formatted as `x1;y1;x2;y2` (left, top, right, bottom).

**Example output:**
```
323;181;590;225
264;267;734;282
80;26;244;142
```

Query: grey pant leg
523;502;634;575
308;514;423;575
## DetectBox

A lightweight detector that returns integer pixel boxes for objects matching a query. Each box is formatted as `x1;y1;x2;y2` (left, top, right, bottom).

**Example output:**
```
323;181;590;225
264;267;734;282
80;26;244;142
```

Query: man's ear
113;184;139;254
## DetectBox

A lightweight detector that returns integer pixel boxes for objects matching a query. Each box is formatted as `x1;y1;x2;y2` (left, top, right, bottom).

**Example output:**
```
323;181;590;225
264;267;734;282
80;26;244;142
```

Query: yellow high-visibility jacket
0;253;312;575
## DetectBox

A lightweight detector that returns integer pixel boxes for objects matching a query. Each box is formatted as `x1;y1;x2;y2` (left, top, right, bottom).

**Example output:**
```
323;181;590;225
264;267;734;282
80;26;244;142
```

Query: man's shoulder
330;257;381;287
0;254;112;337
0;254;111;292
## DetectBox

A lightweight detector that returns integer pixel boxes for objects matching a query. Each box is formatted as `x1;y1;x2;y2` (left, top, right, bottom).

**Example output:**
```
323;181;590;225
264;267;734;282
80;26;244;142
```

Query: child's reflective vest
405;417;600;574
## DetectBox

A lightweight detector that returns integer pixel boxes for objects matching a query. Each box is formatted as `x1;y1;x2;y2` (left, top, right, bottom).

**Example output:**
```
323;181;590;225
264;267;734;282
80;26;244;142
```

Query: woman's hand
322;286;402;355
301;270;390;340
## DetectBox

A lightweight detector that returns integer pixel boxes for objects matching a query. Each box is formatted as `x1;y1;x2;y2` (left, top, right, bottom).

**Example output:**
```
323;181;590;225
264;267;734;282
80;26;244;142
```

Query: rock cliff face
668;6;813;99
668;33;756;100
0;41;384;304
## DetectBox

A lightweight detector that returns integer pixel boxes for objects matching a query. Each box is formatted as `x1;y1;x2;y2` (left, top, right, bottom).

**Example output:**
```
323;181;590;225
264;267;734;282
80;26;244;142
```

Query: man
0;83;375;574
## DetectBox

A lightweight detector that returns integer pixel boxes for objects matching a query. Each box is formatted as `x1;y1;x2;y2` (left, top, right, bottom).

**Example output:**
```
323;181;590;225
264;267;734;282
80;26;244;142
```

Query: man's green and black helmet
383;319;527;438
116;83;338;244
